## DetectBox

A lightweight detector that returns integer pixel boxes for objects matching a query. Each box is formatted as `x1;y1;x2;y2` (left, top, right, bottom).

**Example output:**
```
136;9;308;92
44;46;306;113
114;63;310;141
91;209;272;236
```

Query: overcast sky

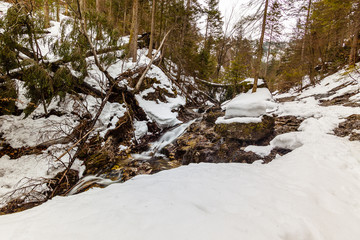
218;0;296;40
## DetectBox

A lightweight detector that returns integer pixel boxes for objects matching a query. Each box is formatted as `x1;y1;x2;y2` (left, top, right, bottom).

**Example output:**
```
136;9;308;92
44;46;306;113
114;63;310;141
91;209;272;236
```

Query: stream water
68;119;197;195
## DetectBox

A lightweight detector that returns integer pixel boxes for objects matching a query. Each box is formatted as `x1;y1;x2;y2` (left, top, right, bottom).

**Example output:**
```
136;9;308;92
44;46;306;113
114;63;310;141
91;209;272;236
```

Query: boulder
214;115;275;142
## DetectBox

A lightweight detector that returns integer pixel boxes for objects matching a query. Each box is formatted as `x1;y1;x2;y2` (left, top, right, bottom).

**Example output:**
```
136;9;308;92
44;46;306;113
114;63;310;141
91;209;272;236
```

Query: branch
134;29;171;92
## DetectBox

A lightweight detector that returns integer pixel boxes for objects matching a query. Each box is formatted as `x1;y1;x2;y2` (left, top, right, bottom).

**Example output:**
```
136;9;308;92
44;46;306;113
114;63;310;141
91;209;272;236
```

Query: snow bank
223;88;277;119
1;128;360;240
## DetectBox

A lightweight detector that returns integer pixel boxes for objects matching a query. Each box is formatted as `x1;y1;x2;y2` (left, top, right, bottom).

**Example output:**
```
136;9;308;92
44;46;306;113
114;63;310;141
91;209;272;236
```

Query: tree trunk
301;0;312;61
349;27;359;66
158;0;165;48
123;0;128;35
56;0;60;22
129;0;139;62
108;0;113;24
44;0;50;28
147;0;156;58
80;0;87;29
264;26;273;78
252;0;269;93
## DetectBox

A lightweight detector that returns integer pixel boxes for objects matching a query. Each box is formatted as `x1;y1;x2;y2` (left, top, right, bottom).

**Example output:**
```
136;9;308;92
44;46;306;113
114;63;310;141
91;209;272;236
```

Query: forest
0;0;360;239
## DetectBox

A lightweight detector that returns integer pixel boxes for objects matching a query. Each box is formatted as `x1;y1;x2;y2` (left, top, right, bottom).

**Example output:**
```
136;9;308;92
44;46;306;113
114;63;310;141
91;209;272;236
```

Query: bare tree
129;0;139;62
44;0;50;28
148;0;156;58
253;0;269;93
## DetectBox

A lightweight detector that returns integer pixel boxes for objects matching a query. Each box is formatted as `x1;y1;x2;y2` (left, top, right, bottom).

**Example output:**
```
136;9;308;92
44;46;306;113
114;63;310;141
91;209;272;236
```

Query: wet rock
214;115;275;141
320;93;358;106
276;96;296;103
203;110;224;124
334;114;360;141
121;160;153;181
275;116;304;135
177;106;202;122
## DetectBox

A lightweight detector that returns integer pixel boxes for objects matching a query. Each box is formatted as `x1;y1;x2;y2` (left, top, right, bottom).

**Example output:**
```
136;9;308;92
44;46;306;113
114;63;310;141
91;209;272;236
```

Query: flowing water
68;119;197;195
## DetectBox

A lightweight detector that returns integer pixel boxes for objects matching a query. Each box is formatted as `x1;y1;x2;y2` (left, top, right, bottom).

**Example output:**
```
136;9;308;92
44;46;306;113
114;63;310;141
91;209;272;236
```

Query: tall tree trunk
147;0;156;58
158;0;165;48
56;0;60;22
301;0;312;61
349;6;360;67
252;0;269;93
96;0;103;39
129;0;139;62
80;0;87;29
264;26;273;78
108;0;113;24
96;0;101;12
44;0;50;28
122;0;128;35
309;34;316;85
349;27;359;66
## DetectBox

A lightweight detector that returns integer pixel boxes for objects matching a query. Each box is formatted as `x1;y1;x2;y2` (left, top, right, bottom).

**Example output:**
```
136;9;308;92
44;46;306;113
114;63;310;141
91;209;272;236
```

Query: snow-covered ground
0;67;359;239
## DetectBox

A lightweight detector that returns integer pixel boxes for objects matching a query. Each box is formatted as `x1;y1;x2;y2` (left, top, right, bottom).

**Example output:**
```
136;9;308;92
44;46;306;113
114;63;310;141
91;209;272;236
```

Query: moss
204;111;224;124
214;116;275;141
84;152;111;175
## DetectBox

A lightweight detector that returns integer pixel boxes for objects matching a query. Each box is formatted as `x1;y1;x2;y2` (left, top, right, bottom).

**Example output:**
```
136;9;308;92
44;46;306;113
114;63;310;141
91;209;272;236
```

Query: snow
244;145;272;157
0;113;77;148
0;1;10;16
1;126;360;239
223;88;277;119
1;1;360;238
1;66;360;239
353;129;360;134
0;144;83;204
135;95;183;129
276;66;360;101
215;116;262;124
243;77;265;86
134;120;148;141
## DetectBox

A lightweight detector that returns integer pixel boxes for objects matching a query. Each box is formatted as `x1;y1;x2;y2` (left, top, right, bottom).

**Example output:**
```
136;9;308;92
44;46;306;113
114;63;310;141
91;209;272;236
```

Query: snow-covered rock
223;88;277;119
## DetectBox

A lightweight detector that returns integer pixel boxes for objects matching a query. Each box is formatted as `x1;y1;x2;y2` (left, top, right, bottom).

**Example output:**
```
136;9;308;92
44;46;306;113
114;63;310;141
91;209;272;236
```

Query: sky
218;0;296;41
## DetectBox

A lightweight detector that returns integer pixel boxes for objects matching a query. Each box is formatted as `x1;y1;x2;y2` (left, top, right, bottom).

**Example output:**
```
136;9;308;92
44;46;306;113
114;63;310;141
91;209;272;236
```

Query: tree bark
252;0;269;93
349;5;360;67
44;0;50;28
264;26;273;78
147;0;156;58
129;0;139;62
301;0;312;62
96;0;103;39
349;27;359;66
56;0;60;22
